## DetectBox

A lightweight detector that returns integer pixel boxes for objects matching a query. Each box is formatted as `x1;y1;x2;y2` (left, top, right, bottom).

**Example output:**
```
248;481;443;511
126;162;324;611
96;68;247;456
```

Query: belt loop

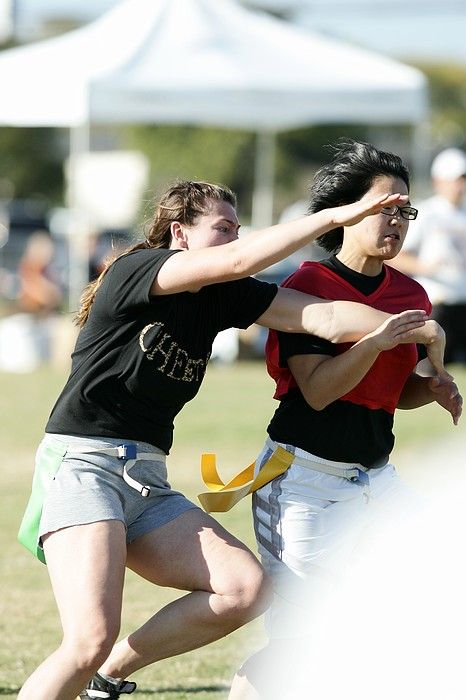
357;469;371;502
117;444;137;460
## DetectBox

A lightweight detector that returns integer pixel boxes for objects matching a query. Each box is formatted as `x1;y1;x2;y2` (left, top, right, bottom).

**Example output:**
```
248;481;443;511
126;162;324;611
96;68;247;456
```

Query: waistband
265;438;388;482
45;435;164;498
44;433;166;457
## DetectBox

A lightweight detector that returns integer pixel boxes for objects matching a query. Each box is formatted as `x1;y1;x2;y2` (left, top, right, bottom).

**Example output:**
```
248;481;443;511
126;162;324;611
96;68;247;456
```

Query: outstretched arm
153;193;409;295
256;291;428;344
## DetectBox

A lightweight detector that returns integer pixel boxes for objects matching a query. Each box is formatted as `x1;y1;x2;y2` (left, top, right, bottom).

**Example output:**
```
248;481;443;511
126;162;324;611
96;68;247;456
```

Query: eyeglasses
380;205;418;221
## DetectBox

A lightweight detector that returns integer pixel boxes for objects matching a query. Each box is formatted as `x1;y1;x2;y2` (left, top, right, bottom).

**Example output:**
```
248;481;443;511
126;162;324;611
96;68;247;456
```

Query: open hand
428;374;463;425
332;193;409;228
366;309;428;352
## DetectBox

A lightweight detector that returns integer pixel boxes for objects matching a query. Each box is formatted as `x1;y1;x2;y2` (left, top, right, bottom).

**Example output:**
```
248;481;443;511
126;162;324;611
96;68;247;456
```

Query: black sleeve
212;277;279;330
278;330;337;368
103;248;180;318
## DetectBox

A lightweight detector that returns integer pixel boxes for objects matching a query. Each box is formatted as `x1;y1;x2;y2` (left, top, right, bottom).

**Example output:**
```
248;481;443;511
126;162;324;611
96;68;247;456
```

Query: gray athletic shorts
38;433;199;544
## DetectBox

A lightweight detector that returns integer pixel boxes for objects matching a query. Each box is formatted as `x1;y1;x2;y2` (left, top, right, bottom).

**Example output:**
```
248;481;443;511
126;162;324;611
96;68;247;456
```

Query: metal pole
251;130;276;230
411;119;432;200
67;121;91;313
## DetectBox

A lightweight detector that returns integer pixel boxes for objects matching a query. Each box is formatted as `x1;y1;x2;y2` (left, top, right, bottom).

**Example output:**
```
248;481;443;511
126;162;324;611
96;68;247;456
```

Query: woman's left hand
428;374;463;425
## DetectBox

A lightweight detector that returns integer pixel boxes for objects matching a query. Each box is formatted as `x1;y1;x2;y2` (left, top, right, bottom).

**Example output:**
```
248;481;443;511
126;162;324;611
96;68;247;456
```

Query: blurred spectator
0;230;63;371
391;148;466;363
17;230;63;315
0;199;50;274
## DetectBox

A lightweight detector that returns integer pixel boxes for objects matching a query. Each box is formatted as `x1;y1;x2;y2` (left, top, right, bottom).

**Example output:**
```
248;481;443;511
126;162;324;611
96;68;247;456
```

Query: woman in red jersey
230;141;463;700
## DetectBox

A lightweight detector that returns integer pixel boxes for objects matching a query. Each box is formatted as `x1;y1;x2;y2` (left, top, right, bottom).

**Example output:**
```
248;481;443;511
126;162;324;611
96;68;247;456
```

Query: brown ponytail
75;180;236;327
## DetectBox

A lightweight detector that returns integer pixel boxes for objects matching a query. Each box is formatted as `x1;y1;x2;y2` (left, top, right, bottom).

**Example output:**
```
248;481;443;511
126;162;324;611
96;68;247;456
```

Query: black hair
310;139;410;253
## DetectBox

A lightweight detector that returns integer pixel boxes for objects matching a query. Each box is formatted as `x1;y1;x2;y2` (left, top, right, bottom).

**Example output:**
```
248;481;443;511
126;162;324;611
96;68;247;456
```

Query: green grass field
1;361;465;699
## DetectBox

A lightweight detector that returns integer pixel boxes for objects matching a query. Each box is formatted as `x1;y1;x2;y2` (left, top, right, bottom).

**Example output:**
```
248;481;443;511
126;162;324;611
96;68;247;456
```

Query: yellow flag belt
198;446;294;513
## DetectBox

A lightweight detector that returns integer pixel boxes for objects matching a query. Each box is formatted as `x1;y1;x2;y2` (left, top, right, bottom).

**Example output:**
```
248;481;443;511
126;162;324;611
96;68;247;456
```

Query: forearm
398;374;435;409
230;210;334;278
308;304;437;347
405;320;447;377
257;290;427;344
303;303;430;346
296;338;380;410
319;302;390;343
405;319;439;346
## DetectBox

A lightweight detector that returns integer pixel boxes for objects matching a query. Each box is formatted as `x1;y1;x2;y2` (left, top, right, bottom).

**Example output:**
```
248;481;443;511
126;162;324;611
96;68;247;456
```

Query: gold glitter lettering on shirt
139;322;209;382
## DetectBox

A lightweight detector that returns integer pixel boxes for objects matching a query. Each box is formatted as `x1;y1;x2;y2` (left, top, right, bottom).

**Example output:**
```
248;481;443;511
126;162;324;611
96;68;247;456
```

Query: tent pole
251;130;276;230
67;121;91;313
411;120;432;200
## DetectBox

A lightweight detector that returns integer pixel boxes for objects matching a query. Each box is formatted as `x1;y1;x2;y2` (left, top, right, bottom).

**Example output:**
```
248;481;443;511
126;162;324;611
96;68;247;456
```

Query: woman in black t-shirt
18;180;432;700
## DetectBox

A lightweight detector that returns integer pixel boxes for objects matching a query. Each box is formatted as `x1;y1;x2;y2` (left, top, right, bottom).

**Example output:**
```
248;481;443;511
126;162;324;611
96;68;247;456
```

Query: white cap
431;148;466;181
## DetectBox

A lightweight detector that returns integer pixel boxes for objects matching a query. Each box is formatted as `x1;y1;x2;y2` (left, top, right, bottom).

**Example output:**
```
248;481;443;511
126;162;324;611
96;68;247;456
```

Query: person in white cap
392;147;466;363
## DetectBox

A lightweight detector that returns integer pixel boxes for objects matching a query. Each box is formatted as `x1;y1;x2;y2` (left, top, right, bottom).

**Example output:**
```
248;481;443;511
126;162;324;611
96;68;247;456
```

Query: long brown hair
75;180;236;327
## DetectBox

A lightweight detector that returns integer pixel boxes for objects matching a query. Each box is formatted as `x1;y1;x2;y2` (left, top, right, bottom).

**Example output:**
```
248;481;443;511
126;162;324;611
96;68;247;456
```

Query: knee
248;565;274;618
62;621;120;673
229;563;273;625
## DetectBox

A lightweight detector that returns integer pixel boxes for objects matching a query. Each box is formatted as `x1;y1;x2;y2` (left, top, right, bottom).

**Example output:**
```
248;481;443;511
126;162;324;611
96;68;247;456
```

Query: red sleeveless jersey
266;262;432;415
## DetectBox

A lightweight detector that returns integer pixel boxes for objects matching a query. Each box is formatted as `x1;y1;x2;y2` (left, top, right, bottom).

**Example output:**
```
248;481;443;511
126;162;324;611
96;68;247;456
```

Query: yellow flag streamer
198;446;294;513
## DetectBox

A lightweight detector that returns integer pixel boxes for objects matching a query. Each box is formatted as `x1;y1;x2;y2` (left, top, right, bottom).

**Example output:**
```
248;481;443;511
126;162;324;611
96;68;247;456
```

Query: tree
0;127;64;204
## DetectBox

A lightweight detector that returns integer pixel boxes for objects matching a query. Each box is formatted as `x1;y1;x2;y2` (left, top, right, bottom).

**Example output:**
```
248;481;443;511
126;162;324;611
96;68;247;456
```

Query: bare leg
98;508;272;679
228;649;265;700
18;520;127;700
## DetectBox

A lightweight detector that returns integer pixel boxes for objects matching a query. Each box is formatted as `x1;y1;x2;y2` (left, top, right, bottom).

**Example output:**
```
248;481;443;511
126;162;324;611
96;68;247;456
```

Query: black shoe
80;671;137;699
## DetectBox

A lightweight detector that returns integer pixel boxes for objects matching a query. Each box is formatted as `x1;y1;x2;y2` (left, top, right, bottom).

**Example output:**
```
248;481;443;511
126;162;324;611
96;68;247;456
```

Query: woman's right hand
331;192;409;228
363;309;428;352
367;314;450;380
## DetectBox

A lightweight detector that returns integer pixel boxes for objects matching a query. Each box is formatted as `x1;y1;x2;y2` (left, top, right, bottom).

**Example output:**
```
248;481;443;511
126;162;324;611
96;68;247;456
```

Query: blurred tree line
0;126;64;203
0;62;465;221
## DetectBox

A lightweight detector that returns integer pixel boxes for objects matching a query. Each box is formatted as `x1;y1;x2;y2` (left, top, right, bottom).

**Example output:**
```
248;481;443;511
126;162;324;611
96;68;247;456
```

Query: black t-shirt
268;256;426;467
46;248;277;453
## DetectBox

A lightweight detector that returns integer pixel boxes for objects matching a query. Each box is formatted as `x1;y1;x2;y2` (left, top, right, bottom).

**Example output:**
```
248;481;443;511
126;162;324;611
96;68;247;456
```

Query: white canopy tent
0;0;428;127
0;0;429;302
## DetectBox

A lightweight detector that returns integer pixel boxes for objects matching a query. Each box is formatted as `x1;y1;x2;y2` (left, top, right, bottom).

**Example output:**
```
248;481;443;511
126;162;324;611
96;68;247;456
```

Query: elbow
424;319;444;345
303;303;341;343
230;256;249;278
224;243;255;279
302;392;330;411
320;303;346;345
312;400;331;411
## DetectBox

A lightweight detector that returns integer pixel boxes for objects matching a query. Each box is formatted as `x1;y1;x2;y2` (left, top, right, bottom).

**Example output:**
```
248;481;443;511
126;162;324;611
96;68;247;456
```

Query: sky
10;0;466;64
293;1;466;64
